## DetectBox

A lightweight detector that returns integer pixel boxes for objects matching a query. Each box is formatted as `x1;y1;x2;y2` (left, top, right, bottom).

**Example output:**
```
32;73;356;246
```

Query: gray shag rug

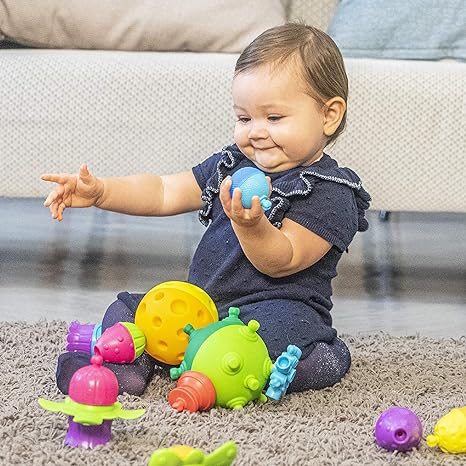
1;320;466;466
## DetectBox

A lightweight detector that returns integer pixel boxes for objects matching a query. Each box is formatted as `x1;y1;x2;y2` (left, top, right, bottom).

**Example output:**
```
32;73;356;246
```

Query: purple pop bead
66;321;102;354
374;407;423;452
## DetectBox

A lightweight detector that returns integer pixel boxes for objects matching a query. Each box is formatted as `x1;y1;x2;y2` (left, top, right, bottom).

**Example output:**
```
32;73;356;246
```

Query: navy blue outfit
56;144;370;396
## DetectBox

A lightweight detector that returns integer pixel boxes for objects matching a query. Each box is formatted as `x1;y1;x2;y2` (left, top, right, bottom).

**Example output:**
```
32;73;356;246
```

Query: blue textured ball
230;167;271;210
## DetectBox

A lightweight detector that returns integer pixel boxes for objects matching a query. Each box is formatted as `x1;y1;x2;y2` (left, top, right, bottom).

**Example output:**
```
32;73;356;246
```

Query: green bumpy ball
170;307;274;409
191;318;273;409
170;307;243;380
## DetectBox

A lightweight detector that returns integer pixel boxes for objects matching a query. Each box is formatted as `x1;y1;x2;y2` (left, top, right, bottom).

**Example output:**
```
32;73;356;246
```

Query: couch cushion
328;0;466;60
288;0;338;31
2;49;466;213
0;0;288;52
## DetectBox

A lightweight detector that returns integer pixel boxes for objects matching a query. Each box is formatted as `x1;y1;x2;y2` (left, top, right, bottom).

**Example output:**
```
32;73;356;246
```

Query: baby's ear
323;97;346;137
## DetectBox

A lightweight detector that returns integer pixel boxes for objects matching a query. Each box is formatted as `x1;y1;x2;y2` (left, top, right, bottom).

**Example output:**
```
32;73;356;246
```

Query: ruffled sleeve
266;159;371;252
192;144;244;226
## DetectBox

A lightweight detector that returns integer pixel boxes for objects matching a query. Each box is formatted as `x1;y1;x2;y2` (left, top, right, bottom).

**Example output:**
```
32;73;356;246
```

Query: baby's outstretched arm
41;166;203;221
219;176;332;278
41;164;104;221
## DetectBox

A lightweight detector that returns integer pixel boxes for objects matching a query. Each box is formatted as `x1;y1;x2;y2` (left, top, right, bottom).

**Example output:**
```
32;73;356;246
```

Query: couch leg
378;210;391;221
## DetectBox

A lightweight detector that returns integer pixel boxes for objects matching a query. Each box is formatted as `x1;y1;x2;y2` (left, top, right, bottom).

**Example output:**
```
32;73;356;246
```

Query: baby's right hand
41;164;104;221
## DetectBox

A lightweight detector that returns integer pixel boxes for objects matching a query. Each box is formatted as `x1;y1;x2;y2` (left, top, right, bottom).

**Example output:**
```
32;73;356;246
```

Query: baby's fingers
230;186;244;216
56;202;66;221
48;200;59;219
43;184;65;207
48;199;66;221
78;163;95;185
219;176;233;209
249;195;263;217
41;173;68;184
43;190;59;208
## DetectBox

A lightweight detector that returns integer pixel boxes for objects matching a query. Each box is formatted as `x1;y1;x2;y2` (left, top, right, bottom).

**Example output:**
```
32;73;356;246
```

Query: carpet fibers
1;320;466;465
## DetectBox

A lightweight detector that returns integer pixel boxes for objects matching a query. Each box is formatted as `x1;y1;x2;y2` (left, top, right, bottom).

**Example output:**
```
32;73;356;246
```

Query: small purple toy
230;167;272;211
374;407;423;452
66;321;102;354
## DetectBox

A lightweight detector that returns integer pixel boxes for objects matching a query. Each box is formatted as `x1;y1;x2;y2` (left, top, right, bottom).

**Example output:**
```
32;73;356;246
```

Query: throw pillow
328;0;466;60
0;0;289;52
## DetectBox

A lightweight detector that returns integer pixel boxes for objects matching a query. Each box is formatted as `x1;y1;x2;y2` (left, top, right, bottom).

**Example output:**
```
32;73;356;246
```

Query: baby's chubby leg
287;338;351;392
234;299;351;392
56;292;157;396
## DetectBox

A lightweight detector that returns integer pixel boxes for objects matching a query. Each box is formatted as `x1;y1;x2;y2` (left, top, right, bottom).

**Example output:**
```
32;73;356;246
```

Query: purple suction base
65;418;112;449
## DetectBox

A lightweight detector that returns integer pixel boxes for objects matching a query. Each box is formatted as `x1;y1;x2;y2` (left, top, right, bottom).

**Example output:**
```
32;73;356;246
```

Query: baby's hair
235;22;348;145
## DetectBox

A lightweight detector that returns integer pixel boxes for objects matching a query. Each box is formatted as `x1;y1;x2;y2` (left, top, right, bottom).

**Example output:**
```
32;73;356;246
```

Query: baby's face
232;63;328;173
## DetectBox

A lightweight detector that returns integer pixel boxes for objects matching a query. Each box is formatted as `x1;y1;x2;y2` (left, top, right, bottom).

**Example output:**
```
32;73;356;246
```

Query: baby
42;23;371;396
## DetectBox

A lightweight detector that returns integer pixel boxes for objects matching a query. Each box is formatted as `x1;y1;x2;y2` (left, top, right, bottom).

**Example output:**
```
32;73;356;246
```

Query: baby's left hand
219;176;264;227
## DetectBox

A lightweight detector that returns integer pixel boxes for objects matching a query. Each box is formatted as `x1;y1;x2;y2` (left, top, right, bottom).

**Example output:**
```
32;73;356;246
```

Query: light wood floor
1;198;465;337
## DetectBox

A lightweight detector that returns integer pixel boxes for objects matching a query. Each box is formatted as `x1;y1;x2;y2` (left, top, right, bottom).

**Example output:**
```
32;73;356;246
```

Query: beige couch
1;0;465;212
